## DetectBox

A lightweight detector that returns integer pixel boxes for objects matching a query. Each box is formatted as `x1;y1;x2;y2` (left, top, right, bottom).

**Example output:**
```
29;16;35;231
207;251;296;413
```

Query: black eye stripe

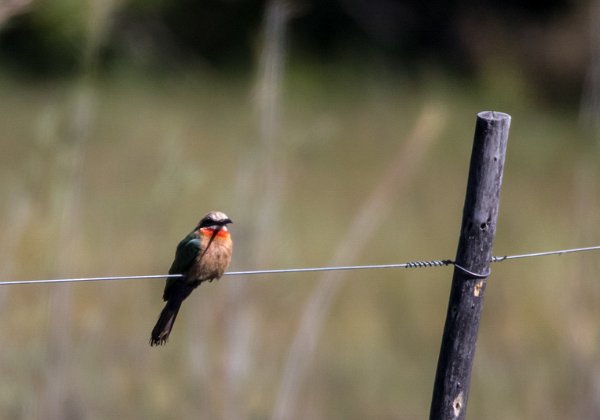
199;218;229;228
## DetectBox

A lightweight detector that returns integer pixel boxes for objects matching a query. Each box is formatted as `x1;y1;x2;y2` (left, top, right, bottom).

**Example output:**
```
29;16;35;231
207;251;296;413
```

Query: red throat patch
199;227;230;239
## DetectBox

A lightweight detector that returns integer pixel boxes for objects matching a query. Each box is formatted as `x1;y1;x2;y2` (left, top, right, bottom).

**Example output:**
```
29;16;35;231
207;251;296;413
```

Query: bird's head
196;211;233;231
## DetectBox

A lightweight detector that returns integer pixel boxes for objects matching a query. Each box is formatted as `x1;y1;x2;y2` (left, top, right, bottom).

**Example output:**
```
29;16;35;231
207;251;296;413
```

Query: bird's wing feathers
169;233;201;274
163;233;201;300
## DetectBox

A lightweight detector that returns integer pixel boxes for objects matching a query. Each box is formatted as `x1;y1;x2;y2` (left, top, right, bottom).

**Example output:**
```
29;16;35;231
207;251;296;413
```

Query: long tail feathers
150;299;182;346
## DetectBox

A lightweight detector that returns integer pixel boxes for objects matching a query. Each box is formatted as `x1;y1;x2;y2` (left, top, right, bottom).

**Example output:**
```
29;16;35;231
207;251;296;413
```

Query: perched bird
150;211;233;346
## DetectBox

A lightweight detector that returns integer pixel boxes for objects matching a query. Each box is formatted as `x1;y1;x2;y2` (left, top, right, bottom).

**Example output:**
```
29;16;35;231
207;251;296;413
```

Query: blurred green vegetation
1;61;598;419
1;1;600;419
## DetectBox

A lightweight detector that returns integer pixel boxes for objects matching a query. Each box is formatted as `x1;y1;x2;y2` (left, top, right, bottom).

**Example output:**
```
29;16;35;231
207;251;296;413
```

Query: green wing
163;232;201;300
169;233;201;274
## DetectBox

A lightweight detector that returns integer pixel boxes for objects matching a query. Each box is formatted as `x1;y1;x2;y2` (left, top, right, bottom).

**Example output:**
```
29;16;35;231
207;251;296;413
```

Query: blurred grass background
1;0;600;419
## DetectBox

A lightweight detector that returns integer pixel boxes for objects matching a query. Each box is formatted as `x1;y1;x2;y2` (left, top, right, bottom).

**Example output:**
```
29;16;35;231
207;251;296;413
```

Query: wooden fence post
429;111;511;420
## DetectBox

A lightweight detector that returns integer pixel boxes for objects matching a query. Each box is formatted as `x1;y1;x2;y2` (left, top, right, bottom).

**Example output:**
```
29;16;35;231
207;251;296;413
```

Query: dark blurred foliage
104;0;265;73
0;0;587;100
0;1;85;76
291;0;573;61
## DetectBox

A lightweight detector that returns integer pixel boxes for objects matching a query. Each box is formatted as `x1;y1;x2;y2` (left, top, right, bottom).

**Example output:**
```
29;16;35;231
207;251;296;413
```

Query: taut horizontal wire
0;244;599;286
491;245;600;261
0;274;183;286
226;262;440;276
0;264;421;286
